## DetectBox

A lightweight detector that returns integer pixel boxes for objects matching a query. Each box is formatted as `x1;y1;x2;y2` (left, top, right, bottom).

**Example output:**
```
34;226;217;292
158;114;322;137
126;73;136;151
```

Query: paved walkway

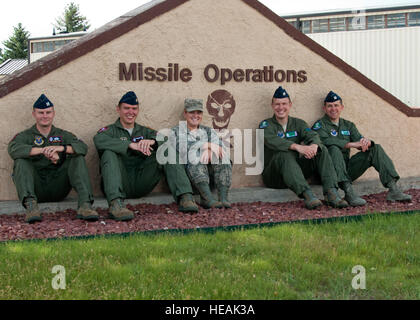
1;177;419;215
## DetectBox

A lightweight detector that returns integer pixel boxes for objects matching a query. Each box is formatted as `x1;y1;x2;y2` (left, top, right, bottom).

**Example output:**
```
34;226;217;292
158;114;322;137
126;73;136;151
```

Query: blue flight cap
273;86;289;99
119;91;139;105
33;94;54;109
324;91;342;103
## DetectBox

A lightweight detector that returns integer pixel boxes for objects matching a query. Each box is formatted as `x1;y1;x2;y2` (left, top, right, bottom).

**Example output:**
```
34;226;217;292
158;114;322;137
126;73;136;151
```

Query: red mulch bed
1;189;419;242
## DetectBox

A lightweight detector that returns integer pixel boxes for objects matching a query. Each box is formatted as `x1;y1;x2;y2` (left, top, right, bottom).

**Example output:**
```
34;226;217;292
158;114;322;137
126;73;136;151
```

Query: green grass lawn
0;212;418;300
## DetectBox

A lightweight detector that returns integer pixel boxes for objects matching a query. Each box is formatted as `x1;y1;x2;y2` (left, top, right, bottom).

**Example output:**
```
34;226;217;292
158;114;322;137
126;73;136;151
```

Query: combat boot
218;187;232;208
196;182;223;209
340;181;366;207
109;198;134;221
301;189;322;210
386;180;412;202
77;202;99;221
24;197;42;224
178;193;199;213
325;188;348;208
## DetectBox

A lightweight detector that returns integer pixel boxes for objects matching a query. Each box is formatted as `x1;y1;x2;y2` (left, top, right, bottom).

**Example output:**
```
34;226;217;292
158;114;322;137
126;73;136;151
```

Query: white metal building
28;31;88;63
284;5;420;107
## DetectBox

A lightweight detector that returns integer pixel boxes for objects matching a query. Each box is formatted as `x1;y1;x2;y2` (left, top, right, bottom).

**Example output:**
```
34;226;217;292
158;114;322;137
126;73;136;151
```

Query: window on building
44;42;55;52
54;40;66;49
367;15;385;29
312;19;329;33
408;12;420;26
302;20;311;33
387;13;406;28
288;21;297;28
33;42;43;53
347;16;366;30
329;18;346;32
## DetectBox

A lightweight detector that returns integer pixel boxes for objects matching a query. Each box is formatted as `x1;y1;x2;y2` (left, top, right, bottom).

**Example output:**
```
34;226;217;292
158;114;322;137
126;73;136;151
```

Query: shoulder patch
312;121;322;131
98;127;109;134
259;120;269;129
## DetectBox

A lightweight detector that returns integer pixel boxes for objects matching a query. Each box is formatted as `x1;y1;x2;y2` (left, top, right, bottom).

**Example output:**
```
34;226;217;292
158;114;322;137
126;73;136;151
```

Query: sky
0;0;419;47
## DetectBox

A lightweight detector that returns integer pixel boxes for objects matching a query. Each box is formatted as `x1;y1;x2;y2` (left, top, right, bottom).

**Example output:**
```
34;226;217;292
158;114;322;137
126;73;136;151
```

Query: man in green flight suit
312;91;411;206
260;86;348;210
93;91;198;221
8;94;98;223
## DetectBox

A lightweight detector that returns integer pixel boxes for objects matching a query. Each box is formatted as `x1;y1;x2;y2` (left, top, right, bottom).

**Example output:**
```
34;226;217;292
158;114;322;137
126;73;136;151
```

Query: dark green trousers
328;144;399;187
12;156;94;207
100;150;193;204
263;145;338;196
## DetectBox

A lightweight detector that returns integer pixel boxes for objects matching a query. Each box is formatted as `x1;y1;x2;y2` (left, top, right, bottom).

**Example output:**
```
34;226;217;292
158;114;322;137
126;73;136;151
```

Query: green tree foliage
54;2;90;33
0;23;30;63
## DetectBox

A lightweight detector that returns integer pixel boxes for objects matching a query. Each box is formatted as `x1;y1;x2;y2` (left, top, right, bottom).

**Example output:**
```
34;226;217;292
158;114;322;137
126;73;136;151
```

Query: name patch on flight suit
341;130;351;136
34;136;44;146
330;129;338;137
48;136;63;143
286;131;298;138
132;136;144;143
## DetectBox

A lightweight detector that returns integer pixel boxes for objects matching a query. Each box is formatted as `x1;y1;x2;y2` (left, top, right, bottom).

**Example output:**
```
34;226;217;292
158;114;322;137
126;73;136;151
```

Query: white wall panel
308;27;420;107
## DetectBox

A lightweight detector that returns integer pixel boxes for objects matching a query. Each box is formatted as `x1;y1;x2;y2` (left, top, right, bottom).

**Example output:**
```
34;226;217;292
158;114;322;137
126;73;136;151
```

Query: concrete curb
1;176;419;216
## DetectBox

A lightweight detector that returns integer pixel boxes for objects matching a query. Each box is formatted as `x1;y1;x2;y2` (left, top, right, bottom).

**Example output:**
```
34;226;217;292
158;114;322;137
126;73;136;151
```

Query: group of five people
7;87;411;223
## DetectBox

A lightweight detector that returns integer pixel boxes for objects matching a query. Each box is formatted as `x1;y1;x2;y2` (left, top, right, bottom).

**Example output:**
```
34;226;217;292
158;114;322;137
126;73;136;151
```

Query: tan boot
301;189;322;210
340;181;367;207
386;180;412;202
24;198;42;224
196;182;223;209
77;202;99;221
178;193;199;213
218;187;232;208
109;198;134;221
325;188;348;209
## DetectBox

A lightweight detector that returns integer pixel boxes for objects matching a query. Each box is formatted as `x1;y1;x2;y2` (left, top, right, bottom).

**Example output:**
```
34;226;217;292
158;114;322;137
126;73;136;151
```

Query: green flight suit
93;119;193;204
312;115;399;187
261;115;338;196
8;125;94;207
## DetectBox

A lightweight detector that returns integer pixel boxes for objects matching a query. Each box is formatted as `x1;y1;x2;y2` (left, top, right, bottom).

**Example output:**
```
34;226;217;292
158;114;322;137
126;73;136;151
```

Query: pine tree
0;23;30;63
54;2;90;33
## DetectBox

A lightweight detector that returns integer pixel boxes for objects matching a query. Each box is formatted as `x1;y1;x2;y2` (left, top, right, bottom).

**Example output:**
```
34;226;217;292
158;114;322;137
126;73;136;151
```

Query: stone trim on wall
0;0;419;117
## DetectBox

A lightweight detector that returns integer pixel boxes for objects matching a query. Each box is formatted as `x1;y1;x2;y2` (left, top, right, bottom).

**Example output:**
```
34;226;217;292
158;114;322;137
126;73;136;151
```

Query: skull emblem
206;89;236;130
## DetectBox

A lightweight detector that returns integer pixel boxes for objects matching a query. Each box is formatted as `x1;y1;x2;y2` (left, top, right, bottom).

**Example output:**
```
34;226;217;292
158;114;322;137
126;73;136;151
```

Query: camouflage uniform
171;123;232;190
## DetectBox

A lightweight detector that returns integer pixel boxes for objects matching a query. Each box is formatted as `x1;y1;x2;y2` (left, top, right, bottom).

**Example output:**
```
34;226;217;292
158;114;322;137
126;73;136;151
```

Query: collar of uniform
272;114;293;130
322;114;342;127
31;124;58;136
115;118;140;132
